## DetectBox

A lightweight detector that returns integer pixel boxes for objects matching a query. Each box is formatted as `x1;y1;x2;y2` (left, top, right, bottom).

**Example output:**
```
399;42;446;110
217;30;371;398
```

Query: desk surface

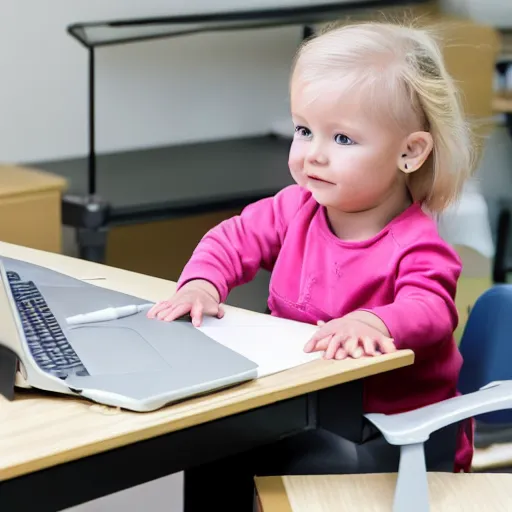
255;474;512;511
68;0;430;48
36;136;294;223
0;242;413;481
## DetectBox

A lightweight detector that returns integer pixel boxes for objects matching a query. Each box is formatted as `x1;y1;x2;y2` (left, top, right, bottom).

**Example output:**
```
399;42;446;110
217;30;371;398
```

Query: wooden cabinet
0;165;66;253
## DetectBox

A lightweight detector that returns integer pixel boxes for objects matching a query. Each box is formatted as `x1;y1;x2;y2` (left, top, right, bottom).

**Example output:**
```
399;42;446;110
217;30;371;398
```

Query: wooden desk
255;473;512;511
0;242;413;511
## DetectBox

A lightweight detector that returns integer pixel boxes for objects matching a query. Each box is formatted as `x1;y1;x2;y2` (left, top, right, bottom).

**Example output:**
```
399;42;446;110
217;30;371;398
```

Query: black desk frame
0;380;365;512
62;1;429;262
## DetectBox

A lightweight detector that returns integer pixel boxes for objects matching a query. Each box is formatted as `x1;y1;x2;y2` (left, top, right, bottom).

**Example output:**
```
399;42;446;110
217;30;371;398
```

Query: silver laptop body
0;257;258;412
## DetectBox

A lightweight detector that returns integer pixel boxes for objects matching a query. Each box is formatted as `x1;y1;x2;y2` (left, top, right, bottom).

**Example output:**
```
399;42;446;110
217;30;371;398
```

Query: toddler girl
149;20;474;483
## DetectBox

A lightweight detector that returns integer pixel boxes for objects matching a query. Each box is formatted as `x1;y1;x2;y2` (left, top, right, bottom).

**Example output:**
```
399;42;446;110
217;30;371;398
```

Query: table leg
62;194;110;263
76;226;109;263
184;451;258;512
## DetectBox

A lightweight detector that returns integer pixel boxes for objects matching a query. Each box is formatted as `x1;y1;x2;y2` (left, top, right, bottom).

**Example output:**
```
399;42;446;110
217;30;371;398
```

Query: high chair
255;380;512;510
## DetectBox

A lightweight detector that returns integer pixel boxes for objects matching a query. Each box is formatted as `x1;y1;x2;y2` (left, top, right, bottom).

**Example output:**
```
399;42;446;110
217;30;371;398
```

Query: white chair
256;380;512;511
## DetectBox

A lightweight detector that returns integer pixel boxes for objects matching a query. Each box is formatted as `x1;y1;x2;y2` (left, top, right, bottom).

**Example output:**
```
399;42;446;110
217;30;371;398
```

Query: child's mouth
307;174;333;184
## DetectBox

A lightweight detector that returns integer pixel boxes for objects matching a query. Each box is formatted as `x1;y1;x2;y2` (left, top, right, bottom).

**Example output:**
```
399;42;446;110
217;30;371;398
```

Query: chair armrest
365;380;512;445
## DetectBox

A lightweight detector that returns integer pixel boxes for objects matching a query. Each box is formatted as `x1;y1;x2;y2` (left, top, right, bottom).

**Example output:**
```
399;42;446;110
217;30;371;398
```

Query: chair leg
493;206;511;284
393;443;430;512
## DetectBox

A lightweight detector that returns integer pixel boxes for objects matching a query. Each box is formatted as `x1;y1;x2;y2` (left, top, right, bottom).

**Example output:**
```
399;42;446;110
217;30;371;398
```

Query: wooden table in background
0;165;66;253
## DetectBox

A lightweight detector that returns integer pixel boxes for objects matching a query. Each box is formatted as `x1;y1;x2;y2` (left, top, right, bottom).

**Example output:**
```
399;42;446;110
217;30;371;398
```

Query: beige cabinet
0;165;67;253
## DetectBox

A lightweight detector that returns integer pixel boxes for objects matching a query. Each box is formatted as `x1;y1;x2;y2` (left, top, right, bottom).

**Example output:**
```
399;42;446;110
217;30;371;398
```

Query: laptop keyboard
7;271;89;379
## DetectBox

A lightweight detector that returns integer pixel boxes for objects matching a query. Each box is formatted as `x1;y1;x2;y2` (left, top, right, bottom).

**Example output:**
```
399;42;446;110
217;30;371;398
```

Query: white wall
0;2;305;511
0;0;307;164
440;0;512;29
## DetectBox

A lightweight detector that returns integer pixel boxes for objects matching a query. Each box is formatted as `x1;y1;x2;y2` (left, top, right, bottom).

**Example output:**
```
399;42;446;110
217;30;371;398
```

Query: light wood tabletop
255;473;512;511
0;242;414;481
0;164;66;199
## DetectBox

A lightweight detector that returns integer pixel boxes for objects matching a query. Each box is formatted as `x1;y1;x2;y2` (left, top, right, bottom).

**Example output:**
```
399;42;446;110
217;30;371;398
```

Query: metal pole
88;47;96;196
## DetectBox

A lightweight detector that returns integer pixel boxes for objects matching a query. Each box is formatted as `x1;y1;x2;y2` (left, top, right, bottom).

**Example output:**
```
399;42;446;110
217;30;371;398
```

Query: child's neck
326;189;412;242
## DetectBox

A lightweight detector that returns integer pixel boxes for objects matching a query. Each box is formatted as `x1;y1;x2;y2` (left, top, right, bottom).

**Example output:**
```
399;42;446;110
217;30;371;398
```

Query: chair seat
255;473;512;511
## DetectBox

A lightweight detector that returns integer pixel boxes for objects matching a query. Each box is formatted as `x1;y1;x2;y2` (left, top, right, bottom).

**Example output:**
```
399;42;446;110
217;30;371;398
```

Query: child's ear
397;132;433;174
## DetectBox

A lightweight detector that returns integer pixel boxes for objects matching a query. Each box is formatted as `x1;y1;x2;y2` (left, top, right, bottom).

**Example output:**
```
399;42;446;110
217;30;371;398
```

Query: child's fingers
304;334;332;353
310;320;338;342
335;347;348;360
324;333;346;359
362;336;377;356
308;328;330;345
147;300;173;318
303;337;316;353
157;300;183;319
157;302;180;320
304;332;326;352
190;300;205;327
162;302;192;322
344;336;361;358
201;299;224;318
313;335;334;353
352;345;364;359
377;336;397;354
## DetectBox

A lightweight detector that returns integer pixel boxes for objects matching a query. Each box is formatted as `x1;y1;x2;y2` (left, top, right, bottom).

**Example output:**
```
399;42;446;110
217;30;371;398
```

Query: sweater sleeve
177;185;307;302
363;240;462;359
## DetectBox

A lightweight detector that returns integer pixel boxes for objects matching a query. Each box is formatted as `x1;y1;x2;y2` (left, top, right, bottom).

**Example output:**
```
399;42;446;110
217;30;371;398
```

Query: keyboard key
7;274;89;379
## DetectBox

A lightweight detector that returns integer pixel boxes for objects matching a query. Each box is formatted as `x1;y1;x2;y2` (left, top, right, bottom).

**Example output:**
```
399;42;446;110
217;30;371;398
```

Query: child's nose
306;142;328;165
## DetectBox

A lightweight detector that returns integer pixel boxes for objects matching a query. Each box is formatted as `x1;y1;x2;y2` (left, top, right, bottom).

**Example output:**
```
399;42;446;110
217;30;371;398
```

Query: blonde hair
291;21;474;213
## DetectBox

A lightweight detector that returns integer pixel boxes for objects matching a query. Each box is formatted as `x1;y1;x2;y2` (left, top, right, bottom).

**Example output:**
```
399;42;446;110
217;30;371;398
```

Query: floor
66;125;512;511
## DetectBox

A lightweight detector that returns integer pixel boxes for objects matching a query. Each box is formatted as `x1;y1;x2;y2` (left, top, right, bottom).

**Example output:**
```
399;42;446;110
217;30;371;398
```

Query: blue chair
458;284;512;442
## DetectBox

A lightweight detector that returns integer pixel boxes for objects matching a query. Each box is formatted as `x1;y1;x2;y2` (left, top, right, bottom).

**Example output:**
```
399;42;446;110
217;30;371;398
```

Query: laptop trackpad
69;325;169;375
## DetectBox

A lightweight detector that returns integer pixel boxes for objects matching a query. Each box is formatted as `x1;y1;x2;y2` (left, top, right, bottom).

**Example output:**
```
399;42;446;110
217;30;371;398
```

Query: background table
34;1;430;262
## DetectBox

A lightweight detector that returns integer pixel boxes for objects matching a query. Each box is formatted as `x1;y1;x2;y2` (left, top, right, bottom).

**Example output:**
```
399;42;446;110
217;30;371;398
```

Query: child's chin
309;187;335;205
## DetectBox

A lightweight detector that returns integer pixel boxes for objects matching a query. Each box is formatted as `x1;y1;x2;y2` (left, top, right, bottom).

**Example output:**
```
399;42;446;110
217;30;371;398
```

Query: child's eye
334;134;355;145
294;126;312;139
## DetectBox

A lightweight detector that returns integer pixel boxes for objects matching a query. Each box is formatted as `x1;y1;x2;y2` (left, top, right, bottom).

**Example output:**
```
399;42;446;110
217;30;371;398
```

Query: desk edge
0;351;413;480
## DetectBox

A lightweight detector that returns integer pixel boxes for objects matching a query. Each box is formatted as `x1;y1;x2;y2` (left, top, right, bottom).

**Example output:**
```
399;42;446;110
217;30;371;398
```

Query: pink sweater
178;185;472;471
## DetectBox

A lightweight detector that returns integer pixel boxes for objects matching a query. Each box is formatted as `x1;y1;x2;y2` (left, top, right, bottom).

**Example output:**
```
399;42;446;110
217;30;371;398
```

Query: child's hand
303;315;396;360
147;279;224;327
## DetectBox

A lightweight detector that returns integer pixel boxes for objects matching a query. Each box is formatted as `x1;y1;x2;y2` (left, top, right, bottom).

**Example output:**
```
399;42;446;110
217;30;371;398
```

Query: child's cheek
288;140;306;186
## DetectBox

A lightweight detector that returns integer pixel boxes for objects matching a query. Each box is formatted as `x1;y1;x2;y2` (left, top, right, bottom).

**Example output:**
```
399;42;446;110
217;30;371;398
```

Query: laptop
0;257;258;412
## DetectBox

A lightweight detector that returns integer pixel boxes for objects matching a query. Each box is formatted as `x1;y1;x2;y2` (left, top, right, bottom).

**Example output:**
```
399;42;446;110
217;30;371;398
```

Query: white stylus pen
66;303;153;326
